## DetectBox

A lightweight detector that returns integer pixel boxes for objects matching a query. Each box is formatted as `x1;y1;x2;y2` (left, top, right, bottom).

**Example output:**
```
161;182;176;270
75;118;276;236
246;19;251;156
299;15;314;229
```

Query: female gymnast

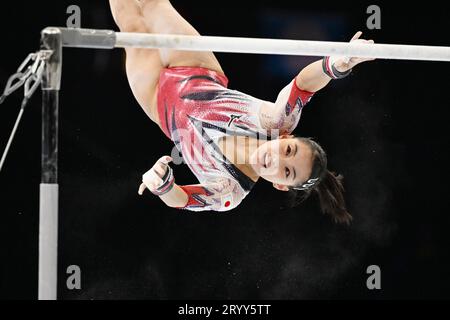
109;0;375;224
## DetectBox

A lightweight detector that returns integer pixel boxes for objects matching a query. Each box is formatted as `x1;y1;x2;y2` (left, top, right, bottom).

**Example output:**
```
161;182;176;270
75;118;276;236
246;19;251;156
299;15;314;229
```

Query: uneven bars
37;24;450;299
55;27;450;62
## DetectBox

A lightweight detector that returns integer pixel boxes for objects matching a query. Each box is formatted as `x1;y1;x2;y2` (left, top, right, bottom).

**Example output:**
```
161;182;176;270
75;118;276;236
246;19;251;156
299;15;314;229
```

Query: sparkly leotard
157;67;314;211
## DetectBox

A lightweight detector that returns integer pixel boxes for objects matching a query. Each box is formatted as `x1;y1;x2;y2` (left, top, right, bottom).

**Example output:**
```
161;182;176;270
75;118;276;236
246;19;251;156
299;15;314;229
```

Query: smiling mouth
263;152;270;169
260;151;267;169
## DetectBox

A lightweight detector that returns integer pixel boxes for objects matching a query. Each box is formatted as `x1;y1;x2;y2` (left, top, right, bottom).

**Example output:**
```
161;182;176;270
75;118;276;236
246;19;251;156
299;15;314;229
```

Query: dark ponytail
291;138;352;225
313;170;352;225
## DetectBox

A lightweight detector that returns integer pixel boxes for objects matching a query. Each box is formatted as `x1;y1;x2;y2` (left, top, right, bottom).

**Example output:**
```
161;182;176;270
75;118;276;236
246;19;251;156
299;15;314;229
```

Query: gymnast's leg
109;0;164;123
137;0;223;73
110;0;224;125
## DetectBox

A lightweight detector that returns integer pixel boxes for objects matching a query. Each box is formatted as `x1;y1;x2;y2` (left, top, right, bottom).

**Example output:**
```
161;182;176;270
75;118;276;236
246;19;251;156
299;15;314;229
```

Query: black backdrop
0;0;449;299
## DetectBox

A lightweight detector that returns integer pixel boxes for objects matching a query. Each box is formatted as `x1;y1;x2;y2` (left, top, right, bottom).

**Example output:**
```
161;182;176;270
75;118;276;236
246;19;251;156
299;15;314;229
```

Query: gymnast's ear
273;183;289;192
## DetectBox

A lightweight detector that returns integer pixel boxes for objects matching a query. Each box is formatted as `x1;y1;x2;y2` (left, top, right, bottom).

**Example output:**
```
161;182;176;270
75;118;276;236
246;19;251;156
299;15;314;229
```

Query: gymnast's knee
139;0;171;13
110;1;147;32
120;17;147;33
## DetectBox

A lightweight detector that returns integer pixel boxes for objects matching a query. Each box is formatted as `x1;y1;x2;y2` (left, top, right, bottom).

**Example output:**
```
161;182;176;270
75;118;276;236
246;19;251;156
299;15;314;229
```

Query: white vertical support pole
39;184;59;300
39;27;62;300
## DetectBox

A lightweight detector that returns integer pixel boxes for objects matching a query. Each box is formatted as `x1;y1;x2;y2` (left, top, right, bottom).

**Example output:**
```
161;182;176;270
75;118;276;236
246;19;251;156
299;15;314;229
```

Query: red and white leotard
157;67;314;212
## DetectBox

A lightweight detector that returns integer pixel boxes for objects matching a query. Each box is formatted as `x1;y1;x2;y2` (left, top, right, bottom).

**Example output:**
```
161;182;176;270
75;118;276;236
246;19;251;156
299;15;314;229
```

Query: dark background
0;0;449;299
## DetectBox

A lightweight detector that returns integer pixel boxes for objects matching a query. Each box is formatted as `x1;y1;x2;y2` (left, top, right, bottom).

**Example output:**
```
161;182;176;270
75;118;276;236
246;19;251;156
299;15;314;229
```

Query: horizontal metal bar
55;27;116;49
46;26;450;62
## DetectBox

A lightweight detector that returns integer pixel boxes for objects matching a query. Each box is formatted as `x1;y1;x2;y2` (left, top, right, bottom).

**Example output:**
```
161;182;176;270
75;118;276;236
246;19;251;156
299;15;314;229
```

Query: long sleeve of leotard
261;79;315;134
176;178;245;212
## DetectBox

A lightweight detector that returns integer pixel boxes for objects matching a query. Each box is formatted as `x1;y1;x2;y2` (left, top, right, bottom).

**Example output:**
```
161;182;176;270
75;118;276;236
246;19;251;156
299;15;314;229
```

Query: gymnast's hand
138;156;175;196
333;31;376;72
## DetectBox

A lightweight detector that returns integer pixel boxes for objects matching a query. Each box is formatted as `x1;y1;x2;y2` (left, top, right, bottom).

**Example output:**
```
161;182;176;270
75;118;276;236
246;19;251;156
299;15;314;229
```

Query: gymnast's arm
260;32;375;133
137;156;186;207
138;157;243;212
173;179;243;212
158;184;189;208
296;31;375;92
145;182;242;212
156;181;243;212
295;60;333;93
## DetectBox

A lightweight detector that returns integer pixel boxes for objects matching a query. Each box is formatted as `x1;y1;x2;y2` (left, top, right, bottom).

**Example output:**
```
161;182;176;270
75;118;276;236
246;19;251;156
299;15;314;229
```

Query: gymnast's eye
286;145;292;156
285;167;290;178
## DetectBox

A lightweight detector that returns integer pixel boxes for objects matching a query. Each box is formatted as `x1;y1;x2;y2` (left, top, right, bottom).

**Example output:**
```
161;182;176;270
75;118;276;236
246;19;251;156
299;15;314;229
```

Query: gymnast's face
250;136;314;191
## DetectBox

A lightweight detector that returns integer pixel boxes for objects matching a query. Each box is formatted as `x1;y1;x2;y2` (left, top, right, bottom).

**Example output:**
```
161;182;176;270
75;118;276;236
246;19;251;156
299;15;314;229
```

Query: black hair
290;137;352;225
